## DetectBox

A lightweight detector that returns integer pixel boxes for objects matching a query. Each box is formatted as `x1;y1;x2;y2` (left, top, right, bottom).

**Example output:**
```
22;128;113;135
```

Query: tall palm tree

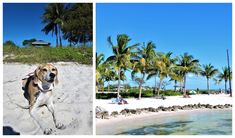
131;41;156;99
177;53;200;97
42;3;65;47
169;67;184;92
147;52;175;96
104;65;116;92
105;34;140;97
200;64;218;94
217;67;232;94
96;53;105;92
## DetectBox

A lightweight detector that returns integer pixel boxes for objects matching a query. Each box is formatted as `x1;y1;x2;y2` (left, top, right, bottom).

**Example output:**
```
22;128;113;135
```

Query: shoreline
96;94;232;113
96;108;232;135
96;94;232;135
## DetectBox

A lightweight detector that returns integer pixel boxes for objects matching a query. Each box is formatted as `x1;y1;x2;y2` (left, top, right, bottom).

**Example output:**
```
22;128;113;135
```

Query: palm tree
177;53;200;97
105;34;140;97
104;65;116;92
147;52;175;96
96;53;105;92
42;3;65;47
169;67;184;92
131;41;156;99
217;67;232;94
200;64;218;94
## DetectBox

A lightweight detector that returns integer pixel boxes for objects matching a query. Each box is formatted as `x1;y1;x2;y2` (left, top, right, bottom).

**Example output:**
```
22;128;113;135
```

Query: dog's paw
56;123;66;129
44;128;53;135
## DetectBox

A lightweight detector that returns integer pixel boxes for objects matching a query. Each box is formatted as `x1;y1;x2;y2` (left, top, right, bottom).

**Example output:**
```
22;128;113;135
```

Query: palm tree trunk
225;80;227;94
207;78;210;95
55;25;59;47
179;81;182;92
138;73;145;100
174;80;177;92
154;76;157;96
108;81;110;93
117;69;121;97
58;26;62;47
157;79;163;96
183;75;187;96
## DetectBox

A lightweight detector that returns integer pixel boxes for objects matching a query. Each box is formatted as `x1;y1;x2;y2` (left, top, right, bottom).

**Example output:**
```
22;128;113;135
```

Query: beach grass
3;45;93;64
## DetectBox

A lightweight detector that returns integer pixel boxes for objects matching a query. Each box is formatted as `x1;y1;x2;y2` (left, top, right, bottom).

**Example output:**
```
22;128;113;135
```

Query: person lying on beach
118;97;128;105
111;96;128;104
156;95;166;100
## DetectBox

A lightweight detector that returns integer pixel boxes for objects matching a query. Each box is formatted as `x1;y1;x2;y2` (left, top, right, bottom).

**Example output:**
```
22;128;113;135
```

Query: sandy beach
96;94;232;134
3;62;93;135
96;94;232;113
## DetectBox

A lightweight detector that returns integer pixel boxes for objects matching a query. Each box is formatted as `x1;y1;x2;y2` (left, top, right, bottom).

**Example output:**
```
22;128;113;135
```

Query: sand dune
3;62;93;135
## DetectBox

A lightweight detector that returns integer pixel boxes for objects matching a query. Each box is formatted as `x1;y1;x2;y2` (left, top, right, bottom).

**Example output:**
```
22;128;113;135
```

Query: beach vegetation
105;34;140;97
200;64;218;94
96;34;232;99
147;52;176;96
42;3;92;47
3;43;92;64
176;53;200;97
131;41;156;99
216;67;232;93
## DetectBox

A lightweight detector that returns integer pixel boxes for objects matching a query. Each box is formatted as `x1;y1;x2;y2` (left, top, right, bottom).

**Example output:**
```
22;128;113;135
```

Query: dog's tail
6;93;32;109
14;103;32;109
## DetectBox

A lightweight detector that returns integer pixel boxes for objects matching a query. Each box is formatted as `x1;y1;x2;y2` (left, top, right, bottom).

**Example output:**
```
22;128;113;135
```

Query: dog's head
33;63;58;85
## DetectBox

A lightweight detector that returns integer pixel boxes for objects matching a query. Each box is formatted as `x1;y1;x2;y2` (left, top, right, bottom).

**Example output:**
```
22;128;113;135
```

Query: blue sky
96;3;232;90
3;3;68;46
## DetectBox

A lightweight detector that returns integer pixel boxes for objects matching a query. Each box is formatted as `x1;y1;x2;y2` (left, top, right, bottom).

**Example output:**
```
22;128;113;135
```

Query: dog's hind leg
47;97;66;130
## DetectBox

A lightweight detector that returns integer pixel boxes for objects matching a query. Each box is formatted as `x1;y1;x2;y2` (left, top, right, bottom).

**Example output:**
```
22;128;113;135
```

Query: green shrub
3;46;92;64
96;89;183;99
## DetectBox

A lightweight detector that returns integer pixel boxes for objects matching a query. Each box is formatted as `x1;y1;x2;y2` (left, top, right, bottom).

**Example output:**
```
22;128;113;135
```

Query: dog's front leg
30;105;53;135
47;97;66;130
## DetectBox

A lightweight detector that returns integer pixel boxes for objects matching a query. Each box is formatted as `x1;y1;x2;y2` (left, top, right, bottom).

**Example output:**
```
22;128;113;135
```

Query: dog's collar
37;81;54;92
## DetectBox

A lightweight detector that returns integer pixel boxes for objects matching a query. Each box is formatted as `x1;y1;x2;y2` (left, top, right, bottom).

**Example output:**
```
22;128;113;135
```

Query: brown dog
22;63;65;134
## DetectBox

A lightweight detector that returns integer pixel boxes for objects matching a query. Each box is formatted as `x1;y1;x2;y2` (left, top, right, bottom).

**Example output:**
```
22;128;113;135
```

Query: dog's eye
43;69;47;72
52;68;56;71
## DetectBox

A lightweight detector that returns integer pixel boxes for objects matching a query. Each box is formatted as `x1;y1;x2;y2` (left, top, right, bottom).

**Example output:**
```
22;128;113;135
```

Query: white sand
96;94;232;113
96;94;232;135
3;62;93;135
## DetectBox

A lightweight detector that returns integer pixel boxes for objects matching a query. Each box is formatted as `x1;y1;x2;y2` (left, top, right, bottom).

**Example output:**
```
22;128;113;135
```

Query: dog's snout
50;73;55;78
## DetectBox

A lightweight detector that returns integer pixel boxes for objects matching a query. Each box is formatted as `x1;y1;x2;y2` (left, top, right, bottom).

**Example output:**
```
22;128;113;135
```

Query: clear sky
96;3;232;90
3;3;68;46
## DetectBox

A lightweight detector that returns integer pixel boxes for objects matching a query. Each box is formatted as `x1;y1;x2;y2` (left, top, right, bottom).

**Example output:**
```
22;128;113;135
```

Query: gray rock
218;105;224;109
213;105;218;109
136;108;142;114
129;109;137;114
110;111;119;117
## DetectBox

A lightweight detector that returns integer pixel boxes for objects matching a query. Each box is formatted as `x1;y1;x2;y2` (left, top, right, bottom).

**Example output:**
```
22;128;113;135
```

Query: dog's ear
33;66;41;84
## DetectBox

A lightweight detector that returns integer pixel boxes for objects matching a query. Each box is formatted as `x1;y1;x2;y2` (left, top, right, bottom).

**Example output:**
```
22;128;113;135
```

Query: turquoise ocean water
118;110;232;135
